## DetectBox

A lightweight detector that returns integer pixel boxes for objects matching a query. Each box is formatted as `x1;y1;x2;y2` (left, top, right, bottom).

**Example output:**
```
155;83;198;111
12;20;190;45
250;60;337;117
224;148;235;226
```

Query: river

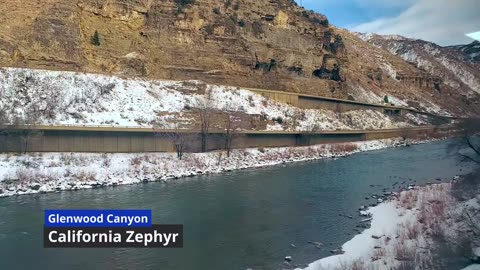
0;140;476;270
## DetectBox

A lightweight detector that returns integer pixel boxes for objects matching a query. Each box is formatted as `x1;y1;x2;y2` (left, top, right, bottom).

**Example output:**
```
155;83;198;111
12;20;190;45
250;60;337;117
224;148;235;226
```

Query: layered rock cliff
359;33;480;115
448;41;480;62
0;0;478;116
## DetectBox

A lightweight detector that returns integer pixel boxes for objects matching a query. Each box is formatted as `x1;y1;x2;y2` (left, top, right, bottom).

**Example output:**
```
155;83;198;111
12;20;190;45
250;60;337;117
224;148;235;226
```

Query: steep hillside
448;41;480;62
0;0;477;117
359;33;480;116
0;67;424;131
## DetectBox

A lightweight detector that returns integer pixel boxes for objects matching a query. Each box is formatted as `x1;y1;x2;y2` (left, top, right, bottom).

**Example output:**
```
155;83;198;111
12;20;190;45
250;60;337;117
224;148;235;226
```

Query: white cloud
466;31;480;41
352;0;480;46
354;0;416;9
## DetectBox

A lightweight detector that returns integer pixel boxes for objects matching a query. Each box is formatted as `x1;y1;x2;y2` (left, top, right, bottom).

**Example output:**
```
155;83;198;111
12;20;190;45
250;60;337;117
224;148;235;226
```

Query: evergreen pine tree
91;31;100;46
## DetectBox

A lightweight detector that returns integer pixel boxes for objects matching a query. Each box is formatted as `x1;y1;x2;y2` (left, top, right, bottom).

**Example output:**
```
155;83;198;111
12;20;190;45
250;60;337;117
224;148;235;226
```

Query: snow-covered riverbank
0;138;417;198
298;179;480;270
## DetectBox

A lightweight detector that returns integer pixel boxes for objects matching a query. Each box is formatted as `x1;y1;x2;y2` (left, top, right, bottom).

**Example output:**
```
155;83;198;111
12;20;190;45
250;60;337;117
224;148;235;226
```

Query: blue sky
295;0;480;46
296;0;412;29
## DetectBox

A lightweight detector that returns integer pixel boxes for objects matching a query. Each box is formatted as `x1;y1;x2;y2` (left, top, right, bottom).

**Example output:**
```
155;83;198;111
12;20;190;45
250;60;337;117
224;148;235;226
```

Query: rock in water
472;247;480;263
460;265;480;270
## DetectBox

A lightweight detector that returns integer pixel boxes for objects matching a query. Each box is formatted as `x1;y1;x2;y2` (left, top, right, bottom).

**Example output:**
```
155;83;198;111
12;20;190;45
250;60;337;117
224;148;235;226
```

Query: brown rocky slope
359;33;480;116
0;0;478;116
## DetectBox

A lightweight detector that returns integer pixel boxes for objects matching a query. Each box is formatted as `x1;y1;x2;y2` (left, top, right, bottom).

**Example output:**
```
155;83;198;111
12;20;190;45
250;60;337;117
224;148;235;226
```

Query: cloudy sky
296;0;480;46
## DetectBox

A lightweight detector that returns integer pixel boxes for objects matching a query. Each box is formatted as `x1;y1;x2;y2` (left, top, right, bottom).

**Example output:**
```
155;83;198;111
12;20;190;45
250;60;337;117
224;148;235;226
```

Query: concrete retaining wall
247;88;403;114
0;126;452;153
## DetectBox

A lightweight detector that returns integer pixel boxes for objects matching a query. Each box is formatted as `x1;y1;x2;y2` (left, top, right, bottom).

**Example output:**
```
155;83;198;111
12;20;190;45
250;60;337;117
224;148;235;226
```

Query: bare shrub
41;171;58;182
398;190;418;209
372;246;386;258
330;142;358;154
183;154;207;171
394;242;415;261
131;156;143;166
404;222;420;240
415;249;434;270
144;155;160;165
429;199;446;218
220;109;241;157
100;83;115;95
454;118;480;164
350;260;366;270
16;167;33;183
159;130;194;160
343;143;358;152
60;153;75;165
216;152;223;166
198;89;213;152
73;170;97;182
395;261;415;270
101;153;111;168
333;259;367;270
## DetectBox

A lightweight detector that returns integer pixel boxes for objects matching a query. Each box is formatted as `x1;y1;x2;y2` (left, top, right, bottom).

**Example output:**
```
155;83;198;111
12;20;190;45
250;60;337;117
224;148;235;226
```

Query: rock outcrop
357;33;480;116
448;41;480;62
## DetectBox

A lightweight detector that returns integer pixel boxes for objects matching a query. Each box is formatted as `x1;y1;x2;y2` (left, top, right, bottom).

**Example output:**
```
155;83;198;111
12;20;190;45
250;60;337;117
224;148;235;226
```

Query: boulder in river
31;183;41;191
307;241;323;248
472;247;480;263
461;265;480;270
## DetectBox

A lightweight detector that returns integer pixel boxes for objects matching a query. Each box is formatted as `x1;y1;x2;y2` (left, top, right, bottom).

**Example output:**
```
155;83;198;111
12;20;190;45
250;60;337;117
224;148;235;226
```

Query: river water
0;140;476;270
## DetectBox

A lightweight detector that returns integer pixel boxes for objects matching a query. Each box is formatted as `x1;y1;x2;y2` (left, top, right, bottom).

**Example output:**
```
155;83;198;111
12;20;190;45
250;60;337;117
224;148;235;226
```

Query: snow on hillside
422;44;480;94
448;41;480;62
436;55;480;94
371;37;480;96
388;43;434;73
0;67;415;131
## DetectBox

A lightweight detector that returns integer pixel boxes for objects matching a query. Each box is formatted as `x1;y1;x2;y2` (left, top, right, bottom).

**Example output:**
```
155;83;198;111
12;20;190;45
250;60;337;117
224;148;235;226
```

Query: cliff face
0;0;478;116
359;33;480;115
0;0;342;91
448;41;480;62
